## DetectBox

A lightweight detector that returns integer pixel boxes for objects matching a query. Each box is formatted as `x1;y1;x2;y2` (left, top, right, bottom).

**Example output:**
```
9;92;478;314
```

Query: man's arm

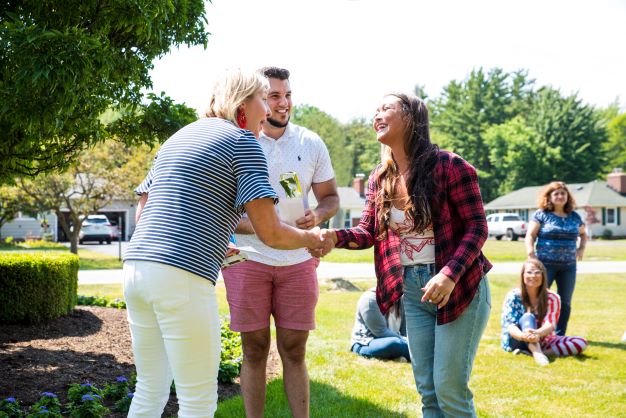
296;178;339;230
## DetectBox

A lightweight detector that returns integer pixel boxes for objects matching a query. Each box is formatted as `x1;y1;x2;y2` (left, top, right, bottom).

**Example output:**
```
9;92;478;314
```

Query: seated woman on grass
501;258;588;366
351;287;410;362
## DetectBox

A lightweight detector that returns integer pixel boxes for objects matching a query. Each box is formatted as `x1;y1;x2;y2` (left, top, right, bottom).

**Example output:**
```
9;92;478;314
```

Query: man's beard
267;116;290;128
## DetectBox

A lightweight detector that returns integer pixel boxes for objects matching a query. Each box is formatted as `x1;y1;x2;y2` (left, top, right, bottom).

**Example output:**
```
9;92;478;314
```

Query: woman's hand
421;273;456;308
576;248;585;261
307;228;337;257
522;329;540;343
225;242;240;257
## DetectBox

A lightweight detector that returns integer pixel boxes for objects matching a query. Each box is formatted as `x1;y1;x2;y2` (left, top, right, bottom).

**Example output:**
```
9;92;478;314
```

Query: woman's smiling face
373;95;408;149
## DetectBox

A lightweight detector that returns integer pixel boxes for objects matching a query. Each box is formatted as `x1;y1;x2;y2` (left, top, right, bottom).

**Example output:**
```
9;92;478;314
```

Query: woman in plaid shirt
319;93;492;417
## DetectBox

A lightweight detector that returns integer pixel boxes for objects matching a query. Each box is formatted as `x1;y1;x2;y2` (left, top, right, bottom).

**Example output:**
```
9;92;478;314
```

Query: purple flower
80;383;93;388
41;391;57;398
81;394;95;402
127;392;134;398
116;376;128;383
5;397;16;403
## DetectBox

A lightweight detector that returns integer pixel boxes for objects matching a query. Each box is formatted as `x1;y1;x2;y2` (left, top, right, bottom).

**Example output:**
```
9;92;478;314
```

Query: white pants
123;261;220;418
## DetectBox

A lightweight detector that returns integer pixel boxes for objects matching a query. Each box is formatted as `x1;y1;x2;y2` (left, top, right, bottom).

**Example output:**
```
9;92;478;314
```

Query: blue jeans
403;265;491;418
543;262;576;336
510;312;537;352
352;337;411;361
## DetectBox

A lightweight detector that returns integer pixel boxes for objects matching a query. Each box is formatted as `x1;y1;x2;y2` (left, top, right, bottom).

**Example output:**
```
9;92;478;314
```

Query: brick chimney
353;174;366;198
607;168;626;196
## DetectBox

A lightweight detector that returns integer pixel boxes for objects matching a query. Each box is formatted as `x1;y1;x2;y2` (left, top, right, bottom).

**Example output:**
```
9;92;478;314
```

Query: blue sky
149;0;626;122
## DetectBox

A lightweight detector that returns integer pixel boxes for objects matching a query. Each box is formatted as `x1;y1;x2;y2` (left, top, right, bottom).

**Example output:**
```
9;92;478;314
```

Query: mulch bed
0;306;281;417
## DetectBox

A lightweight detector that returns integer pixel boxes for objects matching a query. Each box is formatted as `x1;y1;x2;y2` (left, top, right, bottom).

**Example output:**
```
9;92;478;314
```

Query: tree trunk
70;231;80;254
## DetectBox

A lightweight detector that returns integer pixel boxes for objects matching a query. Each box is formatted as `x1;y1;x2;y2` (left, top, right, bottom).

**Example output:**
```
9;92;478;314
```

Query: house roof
308;187;365;209
485;180;626;210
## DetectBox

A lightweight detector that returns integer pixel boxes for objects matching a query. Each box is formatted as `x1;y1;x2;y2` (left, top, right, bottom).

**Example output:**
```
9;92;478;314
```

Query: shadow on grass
0;309;102;345
587;339;626;351
217;378;409;417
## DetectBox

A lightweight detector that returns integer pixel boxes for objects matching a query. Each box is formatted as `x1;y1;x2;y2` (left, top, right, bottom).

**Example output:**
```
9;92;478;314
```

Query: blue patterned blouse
532;209;583;265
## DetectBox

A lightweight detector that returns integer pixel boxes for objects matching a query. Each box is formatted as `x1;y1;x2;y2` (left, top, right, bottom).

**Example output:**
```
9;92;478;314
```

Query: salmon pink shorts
222;258;319;332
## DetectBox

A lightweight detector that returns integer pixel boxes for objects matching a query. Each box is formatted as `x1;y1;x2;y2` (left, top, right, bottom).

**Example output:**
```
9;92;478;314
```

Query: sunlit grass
80;273;626;417
322;239;626;263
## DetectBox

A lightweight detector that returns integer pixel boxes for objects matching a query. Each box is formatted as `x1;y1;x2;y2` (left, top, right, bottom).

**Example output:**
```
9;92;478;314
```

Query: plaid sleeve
335;168;378;249
439;156;489;282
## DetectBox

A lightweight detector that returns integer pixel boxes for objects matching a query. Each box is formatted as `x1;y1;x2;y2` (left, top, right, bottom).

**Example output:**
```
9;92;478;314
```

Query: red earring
236;110;247;129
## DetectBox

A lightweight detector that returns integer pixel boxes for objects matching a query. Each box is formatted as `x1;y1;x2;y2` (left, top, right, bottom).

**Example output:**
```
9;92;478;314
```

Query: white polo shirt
235;122;335;266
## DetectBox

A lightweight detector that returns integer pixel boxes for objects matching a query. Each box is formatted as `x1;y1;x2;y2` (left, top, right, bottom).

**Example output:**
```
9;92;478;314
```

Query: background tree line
293;68;625;204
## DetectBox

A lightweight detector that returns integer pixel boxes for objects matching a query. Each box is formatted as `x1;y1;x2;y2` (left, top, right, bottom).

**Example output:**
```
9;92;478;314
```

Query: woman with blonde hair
123;69;323;417
318;93;491;417
525;181;587;336
501;259;588;365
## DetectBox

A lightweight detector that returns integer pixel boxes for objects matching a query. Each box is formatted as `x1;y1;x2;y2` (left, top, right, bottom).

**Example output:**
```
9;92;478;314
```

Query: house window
606;208;617;225
344;209;351;228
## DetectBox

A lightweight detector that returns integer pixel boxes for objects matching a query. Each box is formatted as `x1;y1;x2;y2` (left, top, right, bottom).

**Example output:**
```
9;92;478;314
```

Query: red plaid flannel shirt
335;150;492;324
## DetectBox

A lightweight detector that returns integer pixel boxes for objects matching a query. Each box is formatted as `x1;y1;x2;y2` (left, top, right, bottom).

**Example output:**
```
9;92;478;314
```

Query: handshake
303;227;337;257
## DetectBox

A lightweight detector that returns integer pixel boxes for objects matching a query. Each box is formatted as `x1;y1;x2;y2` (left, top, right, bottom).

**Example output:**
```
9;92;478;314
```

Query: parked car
78;214;114;244
486;213;527;241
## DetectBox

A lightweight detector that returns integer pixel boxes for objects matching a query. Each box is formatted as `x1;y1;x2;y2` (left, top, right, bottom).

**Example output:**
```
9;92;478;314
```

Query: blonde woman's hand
421;273;456;308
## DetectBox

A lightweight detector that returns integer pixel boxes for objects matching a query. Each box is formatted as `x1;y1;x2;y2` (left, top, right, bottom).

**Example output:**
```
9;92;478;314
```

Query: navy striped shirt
124;118;278;284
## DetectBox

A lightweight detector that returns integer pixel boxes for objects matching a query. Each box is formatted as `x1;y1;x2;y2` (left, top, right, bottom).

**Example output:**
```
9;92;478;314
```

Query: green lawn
322;239;626;264
79;272;626;417
0;242;123;270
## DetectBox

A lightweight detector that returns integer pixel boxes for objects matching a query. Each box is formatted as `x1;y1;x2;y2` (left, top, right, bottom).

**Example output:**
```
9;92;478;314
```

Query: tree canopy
0;0;208;181
430;68;610;202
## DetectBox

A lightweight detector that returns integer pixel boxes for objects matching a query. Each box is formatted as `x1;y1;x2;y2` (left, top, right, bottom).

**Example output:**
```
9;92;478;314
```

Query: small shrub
219;319;243;383
602;229;613;239
103;377;129;401
76;295;108;307
113;393;133;413
0;253;79;324
25;393;62;417
0;396;23;417
67;394;109;418
66;383;103;409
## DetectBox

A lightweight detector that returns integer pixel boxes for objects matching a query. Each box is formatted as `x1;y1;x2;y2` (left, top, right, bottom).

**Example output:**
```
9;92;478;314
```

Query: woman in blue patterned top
525;181;587;336
123;69;324;417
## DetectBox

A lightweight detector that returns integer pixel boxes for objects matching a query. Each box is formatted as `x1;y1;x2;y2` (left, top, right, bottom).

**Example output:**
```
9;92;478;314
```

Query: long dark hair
375;93;439;239
520;259;549;321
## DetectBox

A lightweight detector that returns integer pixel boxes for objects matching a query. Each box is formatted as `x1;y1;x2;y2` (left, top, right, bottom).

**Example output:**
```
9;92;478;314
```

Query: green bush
602;229;613;239
0;253;79;324
219;319;243;383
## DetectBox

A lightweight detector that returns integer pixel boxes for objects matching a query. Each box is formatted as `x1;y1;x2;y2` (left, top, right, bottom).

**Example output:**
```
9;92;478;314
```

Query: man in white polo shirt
222;67;339;418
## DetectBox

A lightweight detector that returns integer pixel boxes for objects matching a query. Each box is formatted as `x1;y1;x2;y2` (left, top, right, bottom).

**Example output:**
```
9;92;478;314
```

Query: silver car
79;215;114;244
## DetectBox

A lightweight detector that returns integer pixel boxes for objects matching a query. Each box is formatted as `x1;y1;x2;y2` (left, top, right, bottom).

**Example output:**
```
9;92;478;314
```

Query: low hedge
0;252;80;324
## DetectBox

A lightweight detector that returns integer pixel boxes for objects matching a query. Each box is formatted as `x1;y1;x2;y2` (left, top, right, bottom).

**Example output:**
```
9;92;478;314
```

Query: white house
3;177;368;242
484;170;626;238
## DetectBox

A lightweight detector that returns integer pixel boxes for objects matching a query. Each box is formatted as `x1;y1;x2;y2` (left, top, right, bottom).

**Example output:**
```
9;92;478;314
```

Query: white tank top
389;206;436;265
